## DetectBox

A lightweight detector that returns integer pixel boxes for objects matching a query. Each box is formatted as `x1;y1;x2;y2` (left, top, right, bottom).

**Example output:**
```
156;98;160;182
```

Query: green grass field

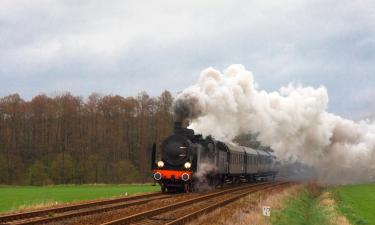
0;184;159;213
333;183;375;225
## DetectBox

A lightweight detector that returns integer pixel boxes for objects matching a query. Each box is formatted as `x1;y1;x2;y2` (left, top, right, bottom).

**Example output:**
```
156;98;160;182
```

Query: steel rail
10;194;173;225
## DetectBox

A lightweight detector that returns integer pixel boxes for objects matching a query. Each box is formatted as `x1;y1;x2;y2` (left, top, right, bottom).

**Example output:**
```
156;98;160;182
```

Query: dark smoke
172;93;204;122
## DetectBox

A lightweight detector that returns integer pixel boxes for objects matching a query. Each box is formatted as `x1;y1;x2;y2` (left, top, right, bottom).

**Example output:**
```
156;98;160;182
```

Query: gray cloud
0;0;374;118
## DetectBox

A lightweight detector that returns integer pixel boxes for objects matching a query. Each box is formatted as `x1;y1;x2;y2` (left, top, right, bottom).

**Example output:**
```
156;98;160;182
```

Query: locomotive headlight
157;161;164;168
184;162;191;169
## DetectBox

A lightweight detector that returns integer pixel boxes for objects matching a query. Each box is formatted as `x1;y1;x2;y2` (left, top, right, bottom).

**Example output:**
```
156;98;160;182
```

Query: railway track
0;192;168;225
101;181;288;225
0;181;288;225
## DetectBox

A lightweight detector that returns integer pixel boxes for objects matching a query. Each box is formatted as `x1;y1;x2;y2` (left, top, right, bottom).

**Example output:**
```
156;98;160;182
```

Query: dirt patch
320;192;351;225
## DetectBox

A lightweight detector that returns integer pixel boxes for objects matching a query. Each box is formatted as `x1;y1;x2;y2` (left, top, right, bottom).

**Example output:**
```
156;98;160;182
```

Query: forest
0;91;174;185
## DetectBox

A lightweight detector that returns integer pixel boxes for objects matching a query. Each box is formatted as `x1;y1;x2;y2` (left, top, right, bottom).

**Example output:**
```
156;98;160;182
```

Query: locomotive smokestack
173;120;194;138
174;121;182;133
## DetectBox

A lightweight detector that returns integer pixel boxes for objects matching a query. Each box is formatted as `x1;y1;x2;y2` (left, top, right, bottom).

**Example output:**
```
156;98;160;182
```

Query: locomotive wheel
161;185;166;193
212;175;222;188
220;175;224;187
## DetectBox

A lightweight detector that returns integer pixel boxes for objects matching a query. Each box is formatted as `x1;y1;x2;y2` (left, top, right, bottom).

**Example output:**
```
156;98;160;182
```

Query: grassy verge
271;186;329;225
0;184;159;213
332;183;375;225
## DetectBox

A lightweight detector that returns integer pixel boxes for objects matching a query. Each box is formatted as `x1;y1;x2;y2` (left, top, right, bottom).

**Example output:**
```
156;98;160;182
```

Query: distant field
0;184;159;213
333;183;375;225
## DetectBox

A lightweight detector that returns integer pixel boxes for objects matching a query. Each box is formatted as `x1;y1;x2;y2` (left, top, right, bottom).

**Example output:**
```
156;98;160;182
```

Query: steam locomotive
151;122;278;192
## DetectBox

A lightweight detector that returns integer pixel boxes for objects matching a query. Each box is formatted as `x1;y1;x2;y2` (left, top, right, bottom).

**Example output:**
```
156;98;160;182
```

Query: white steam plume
173;64;375;184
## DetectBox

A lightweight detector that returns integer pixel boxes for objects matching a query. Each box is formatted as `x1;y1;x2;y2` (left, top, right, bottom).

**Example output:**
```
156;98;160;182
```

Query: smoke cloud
173;64;375;185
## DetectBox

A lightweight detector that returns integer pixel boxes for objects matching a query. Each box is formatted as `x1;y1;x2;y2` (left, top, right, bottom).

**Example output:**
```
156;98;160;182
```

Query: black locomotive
151;122;278;192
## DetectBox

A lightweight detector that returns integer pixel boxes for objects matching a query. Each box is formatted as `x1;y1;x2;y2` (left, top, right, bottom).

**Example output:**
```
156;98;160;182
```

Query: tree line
0;91;174;185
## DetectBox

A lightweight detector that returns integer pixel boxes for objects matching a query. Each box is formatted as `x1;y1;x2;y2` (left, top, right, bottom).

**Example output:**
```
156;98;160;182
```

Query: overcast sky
0;0;374;119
